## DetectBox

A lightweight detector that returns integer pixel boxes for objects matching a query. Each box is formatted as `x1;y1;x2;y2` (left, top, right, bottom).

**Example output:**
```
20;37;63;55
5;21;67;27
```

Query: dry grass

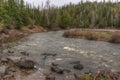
0;26;47;43
74;70;120;80
109;33;120;43
63;29;120;43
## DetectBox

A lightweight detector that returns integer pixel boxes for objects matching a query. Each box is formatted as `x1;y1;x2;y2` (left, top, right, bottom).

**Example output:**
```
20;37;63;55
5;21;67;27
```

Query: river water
11;31;120;79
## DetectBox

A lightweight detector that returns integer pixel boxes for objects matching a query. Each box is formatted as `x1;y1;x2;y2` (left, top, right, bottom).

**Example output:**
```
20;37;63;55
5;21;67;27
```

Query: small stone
73;64;84;70
51;63;58;66
20;51;29;56
51;66;64;74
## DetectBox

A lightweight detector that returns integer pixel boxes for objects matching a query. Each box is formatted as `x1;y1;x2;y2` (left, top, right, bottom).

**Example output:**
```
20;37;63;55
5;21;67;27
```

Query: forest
0;0;120;30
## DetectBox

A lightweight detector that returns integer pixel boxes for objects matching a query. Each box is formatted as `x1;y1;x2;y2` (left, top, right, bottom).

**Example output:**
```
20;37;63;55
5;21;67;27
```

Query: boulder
16;58;35;69
73;63;84;70
51;66;64;74
7;56;35;69
69;61;84;70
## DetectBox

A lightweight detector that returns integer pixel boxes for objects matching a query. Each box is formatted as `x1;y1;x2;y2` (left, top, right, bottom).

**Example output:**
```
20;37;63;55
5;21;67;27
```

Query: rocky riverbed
0;31;120;80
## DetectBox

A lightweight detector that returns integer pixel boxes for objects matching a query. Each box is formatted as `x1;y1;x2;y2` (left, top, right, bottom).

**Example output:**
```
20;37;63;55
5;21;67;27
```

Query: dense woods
0;0;120;30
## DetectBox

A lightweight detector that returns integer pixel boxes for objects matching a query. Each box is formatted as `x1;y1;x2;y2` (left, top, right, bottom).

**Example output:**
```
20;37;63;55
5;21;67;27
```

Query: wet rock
42;53;57;60
84;69;92;75
51;66;64;74
73;63;84;70
51;63;71;73
7;56;35;69
16;58;35;69
70;61;84;70
41;53;57;57
51;63;58;66
20;51;29;56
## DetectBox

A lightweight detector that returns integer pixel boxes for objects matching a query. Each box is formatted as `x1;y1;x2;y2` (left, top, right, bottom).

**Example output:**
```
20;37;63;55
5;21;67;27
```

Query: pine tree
60;10;71;29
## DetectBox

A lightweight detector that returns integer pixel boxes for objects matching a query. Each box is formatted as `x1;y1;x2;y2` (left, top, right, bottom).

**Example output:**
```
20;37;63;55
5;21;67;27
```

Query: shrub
109;33;120;43
85;32;97;40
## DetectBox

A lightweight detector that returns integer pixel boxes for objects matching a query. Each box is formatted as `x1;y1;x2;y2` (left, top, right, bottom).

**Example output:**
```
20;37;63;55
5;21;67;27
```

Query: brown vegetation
0;26;47;43
109;34;120;43
63;29;120;43
74;70;120;80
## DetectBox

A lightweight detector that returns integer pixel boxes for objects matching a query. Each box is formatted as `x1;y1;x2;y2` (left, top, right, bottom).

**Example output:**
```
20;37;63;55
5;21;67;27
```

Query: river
10;31;120;80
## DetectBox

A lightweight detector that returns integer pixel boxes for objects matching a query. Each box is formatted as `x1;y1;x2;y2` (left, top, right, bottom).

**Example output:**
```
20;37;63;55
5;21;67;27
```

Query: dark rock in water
42;53;57;60
16;58;35;69
45;75;55;80
70;61;84;70
51;63;71;73
51;62;58;66
41;53;57;57
73;63;84;70
20;51;29;56
51;66;64;74
84;69;92;75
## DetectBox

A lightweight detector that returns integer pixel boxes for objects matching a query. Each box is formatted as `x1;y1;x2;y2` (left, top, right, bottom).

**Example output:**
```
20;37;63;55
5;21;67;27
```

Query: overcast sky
24;0;119;7
24;0;80;7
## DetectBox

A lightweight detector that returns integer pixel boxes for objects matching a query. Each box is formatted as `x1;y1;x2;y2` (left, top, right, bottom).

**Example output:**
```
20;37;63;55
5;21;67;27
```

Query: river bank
0;26;47;43
63;29;120;43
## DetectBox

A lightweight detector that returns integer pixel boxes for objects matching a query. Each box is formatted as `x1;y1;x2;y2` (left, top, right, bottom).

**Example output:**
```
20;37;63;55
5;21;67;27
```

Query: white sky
24;0;119;7
24;0;80;7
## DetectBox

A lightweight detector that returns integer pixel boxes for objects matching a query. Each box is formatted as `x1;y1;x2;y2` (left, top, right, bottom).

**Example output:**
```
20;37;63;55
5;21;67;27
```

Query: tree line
0;0;120;30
